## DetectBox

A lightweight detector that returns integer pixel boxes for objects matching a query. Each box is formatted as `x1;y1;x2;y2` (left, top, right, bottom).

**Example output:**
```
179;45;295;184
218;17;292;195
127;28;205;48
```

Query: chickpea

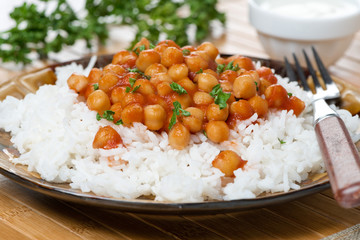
205;121;230;143
112;50;137;66
168;122;190;150
197;73;219;93
193;91;213;105
133;79;155;95
219;70;237;83
110;86;127;104
157;82;172;96
177;78;197;96
259;78;272;95
206;103;229;121
220;81;233;92
248;95;268;117
181;107;204;133
154;44;168;55
135;49;161;72
144;104;167;130
87;90;111;115
132;37;150;53
98;72;119;93
146;94;169;112
103;64;126;76
161;47;184;67
230;100;255;120
212;150;247;177
181;45;196;53
84;84;95;99
257;66;278;84
145;63;167;77
121;103;144;126
233;74;257;99
264;84;289;108
197;42;219;60
150;72;172;86
233;56;255;71
157;39;180;49
203;69;219;79
216;57;227;65
171;93;192;109
285;96;305;116
168;63;189;82
67;73;88;92
193;69;219;83
110;102;123;122
88;68;102;84
184;52;209;72
93;126;123;149
121;92;145;108
248;70;260;87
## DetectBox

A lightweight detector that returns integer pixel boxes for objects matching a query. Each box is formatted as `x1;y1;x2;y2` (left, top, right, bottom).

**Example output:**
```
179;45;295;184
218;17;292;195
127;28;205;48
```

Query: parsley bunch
0;0;225;65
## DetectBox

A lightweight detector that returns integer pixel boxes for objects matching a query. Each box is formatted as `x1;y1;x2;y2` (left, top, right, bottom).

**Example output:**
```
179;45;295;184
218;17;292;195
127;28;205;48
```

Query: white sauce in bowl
260;0;359;19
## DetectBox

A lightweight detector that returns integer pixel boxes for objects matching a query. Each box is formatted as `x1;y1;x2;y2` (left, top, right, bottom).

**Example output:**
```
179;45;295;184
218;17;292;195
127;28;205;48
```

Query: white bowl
248;0;360;66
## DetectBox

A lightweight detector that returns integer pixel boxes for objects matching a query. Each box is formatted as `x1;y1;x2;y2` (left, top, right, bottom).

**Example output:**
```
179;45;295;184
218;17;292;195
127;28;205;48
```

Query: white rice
0;60;359;203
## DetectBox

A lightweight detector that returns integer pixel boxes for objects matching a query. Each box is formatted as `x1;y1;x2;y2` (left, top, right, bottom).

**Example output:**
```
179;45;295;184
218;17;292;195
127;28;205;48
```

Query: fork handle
315;113;360;208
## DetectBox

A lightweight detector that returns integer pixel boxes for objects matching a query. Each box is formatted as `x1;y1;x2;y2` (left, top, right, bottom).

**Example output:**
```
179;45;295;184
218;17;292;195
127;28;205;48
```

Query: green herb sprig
127;68;151;80
209;84;231;110
97;110;115;121
168;101;191;130
125;77;141;93
216;61;240;74
96;110;123;125
170;82;187;95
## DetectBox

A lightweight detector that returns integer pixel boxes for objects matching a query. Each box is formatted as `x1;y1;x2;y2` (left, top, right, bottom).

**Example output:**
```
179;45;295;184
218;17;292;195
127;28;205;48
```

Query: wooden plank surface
1;0;360;239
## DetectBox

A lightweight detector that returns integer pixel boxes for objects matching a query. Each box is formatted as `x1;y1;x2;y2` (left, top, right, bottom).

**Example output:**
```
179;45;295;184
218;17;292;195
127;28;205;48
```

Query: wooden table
1;0;360;239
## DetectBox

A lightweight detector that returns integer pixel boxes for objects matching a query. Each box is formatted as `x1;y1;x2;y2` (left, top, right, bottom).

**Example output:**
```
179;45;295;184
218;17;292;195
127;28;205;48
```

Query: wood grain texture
1;0;360;239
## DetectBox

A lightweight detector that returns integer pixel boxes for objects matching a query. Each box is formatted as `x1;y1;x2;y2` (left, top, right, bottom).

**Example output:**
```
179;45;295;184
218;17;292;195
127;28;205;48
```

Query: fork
284;47;360;208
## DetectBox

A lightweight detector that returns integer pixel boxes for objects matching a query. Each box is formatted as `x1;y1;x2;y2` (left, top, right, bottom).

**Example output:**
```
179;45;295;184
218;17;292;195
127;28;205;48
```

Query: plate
0;54;357;215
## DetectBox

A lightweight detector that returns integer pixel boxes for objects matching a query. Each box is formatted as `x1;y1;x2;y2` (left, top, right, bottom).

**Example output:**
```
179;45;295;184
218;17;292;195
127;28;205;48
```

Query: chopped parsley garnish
126;85;140;93
255;81;259;91
129;77;136;87
203;130;208;138
216;64;225;74
127;68;151;80
225;61;240;71
125;77;140;93
217;61;240;74
168;101;191;130
93;83;99;90
287;92;293;97
133;44;146;55
182;49;190;56
97;110;115;122
132;85;141;93
149;43;156;49
170;82;187;95
278;138;286;144
115;119;123;125
196;68;203;74
209;84;231;110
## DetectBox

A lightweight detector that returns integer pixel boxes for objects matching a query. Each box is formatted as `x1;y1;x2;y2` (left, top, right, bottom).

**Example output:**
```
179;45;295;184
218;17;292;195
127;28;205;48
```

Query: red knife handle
315;115;360;208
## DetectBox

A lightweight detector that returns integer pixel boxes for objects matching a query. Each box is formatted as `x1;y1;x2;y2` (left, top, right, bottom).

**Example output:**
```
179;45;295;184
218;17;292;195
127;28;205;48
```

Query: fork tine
292;53;310;92
303;49;322;91
284;57;298;83
312;46;333;85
